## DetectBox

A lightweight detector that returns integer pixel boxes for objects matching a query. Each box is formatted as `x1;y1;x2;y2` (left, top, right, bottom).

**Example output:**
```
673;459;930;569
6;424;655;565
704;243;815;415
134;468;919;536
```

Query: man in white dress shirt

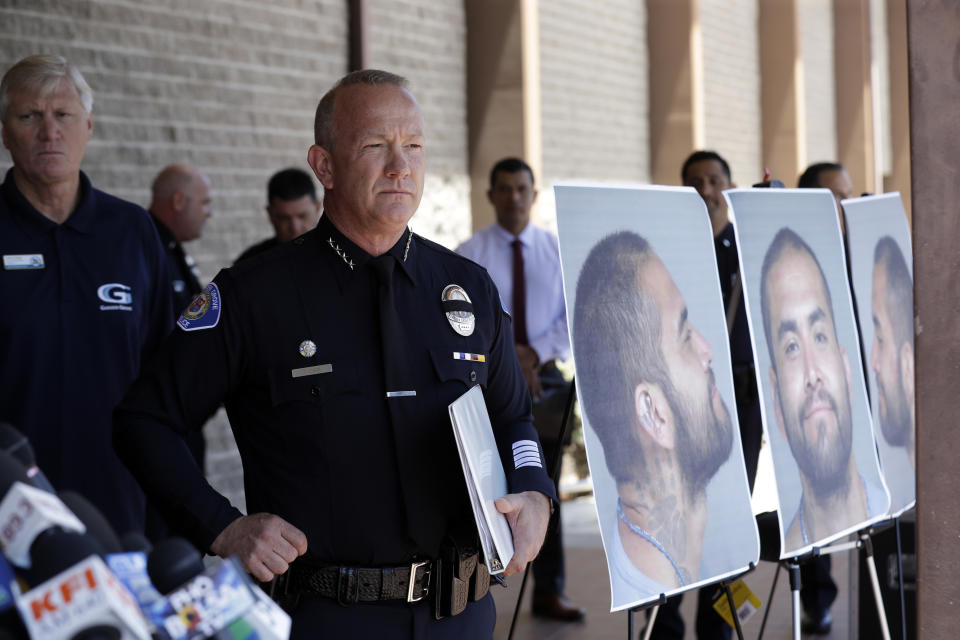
457;157;583;622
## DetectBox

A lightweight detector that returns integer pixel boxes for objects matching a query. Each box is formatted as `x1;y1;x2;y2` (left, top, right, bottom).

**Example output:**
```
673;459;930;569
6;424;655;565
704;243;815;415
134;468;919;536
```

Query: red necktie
511;239;529;345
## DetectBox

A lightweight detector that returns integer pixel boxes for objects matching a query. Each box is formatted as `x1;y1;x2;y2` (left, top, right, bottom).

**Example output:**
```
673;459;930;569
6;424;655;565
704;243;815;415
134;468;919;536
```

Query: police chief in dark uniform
114;70;554;638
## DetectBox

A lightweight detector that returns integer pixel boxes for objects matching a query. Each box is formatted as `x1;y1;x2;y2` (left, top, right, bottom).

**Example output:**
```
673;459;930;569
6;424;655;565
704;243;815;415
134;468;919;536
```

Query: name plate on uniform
3;254;44;270
291;364;333;378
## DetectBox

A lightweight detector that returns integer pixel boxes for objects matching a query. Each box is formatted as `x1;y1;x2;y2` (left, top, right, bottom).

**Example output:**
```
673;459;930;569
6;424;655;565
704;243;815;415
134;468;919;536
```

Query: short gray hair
313;69;409;148
0;54;94;122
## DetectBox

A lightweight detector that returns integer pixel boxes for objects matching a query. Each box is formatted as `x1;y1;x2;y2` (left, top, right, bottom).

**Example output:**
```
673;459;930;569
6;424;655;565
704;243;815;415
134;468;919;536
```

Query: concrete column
907;1;960;637
647;0;703;186
759;0;805;183
884;0;911;219
833;0;878;194
465;0;541;231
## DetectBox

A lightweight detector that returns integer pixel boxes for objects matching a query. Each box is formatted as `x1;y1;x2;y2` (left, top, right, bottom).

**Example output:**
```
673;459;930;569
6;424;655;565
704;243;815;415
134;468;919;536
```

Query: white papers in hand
448;384;515;574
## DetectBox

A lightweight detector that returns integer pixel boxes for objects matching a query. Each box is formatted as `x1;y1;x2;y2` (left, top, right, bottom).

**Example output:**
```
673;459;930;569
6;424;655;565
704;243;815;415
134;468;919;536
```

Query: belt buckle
407;560;429;603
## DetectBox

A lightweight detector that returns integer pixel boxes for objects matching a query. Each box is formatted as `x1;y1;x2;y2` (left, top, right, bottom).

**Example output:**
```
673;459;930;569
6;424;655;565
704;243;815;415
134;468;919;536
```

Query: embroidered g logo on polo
97;283;133;311
97;283;132;305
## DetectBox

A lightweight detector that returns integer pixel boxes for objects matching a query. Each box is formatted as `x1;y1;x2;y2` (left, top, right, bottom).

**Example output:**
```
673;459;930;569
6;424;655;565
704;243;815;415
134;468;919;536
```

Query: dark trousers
288;592;496;639
647;589;732;640
530;363;571;596
800;556;837;617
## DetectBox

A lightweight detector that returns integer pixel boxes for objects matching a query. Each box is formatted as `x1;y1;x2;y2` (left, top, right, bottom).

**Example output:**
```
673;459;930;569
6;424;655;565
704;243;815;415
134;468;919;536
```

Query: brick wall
1;0;352;512
538;0;648;229
798;0;838;174
699;0;762;185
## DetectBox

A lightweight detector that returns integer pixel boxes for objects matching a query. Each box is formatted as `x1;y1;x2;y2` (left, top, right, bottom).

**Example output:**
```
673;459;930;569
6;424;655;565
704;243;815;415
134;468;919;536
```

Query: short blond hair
0;54;94;122
313;69;408;149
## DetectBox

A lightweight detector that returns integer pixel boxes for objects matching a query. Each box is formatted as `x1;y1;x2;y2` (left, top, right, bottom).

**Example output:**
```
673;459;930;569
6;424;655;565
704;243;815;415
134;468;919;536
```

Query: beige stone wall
538;0;648;228
699;0;762;185
798;0;838;177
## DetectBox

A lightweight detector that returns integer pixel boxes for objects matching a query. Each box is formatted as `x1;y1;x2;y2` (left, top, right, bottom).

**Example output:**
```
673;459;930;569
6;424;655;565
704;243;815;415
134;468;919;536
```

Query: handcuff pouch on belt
432;537;489;620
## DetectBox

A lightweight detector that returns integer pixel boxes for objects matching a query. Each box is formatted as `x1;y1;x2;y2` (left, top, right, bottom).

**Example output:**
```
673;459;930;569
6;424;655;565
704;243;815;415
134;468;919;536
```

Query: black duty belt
285;560;431;606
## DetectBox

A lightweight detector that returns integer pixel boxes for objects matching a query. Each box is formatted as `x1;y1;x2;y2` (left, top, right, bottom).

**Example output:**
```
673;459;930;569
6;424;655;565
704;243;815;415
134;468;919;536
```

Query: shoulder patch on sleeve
177;283;222;332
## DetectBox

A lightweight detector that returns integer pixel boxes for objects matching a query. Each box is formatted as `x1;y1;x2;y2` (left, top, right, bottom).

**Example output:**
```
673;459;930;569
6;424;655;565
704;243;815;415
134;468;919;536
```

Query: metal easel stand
859;515;910;640
769;531;890;640
632;562;756;640
507;378;578;640
630;593;667;640
859;529;893;640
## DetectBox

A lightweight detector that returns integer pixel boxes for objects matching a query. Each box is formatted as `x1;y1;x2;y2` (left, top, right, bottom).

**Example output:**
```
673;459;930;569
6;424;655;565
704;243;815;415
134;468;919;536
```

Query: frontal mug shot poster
554;183;759;612
726;188;891;559
843;193;915;517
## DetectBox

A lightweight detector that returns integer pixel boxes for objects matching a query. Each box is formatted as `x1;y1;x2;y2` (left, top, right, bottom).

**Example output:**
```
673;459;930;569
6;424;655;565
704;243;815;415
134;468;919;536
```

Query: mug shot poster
554;183;758;612
842;193;915;516
726;188;890;559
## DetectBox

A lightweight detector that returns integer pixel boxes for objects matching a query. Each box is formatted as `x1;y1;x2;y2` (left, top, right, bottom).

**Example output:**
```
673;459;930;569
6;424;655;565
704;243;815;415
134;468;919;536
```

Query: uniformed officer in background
114;69;555;638
147;162;214;523
148;163;212;317
235;167;322;263
0;54;172;536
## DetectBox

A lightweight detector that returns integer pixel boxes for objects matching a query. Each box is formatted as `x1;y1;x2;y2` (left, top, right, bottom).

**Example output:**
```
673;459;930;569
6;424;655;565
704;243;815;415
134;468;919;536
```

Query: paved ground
490;496;856;640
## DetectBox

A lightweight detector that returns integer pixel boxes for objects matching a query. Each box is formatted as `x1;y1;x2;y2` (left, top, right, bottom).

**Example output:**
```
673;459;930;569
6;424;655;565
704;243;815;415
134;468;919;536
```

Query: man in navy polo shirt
0;54;172;535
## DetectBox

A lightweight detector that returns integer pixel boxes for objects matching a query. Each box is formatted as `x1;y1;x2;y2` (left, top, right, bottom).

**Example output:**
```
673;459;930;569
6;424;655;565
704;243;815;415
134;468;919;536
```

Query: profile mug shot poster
842;192;915;517
554;183;759;612
725;187;891;560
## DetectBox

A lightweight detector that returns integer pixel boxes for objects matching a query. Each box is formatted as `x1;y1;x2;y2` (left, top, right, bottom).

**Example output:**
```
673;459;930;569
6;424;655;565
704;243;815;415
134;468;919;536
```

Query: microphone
0;552;28;639
58;492;123;556
13;530;151;640
144;551;290;640
146;537;205;596
105;533;167;615
0;477;85;569
0;424;54;494
118;533;152;555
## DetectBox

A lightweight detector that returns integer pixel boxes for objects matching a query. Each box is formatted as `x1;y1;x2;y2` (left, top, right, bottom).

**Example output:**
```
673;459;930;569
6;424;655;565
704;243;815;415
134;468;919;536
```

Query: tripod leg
506;566;531;640
895;518;908;640
788;562;802;640
860;533;892;640
757;562;780;640
640;604;660;640
722;582;745;640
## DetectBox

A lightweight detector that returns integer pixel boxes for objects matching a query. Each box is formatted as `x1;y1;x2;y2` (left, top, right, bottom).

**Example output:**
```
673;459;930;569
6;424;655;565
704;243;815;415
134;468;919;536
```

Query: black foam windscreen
58;491;123;555
23;530;105;586
0;449;32;497
119;531;152;554
0;423;33;469
147;537;205;595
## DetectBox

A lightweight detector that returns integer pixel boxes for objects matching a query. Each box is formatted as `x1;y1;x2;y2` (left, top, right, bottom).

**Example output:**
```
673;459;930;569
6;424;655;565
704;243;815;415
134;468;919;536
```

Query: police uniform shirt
715;222;762;486
715;223;752;366
150;213;202;317
115;214;557;563
0;169;173;534
234;236;279;265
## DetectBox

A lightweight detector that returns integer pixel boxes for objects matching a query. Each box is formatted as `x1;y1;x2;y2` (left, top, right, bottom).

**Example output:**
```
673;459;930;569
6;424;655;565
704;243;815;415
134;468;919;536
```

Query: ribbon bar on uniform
452;352;485;362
